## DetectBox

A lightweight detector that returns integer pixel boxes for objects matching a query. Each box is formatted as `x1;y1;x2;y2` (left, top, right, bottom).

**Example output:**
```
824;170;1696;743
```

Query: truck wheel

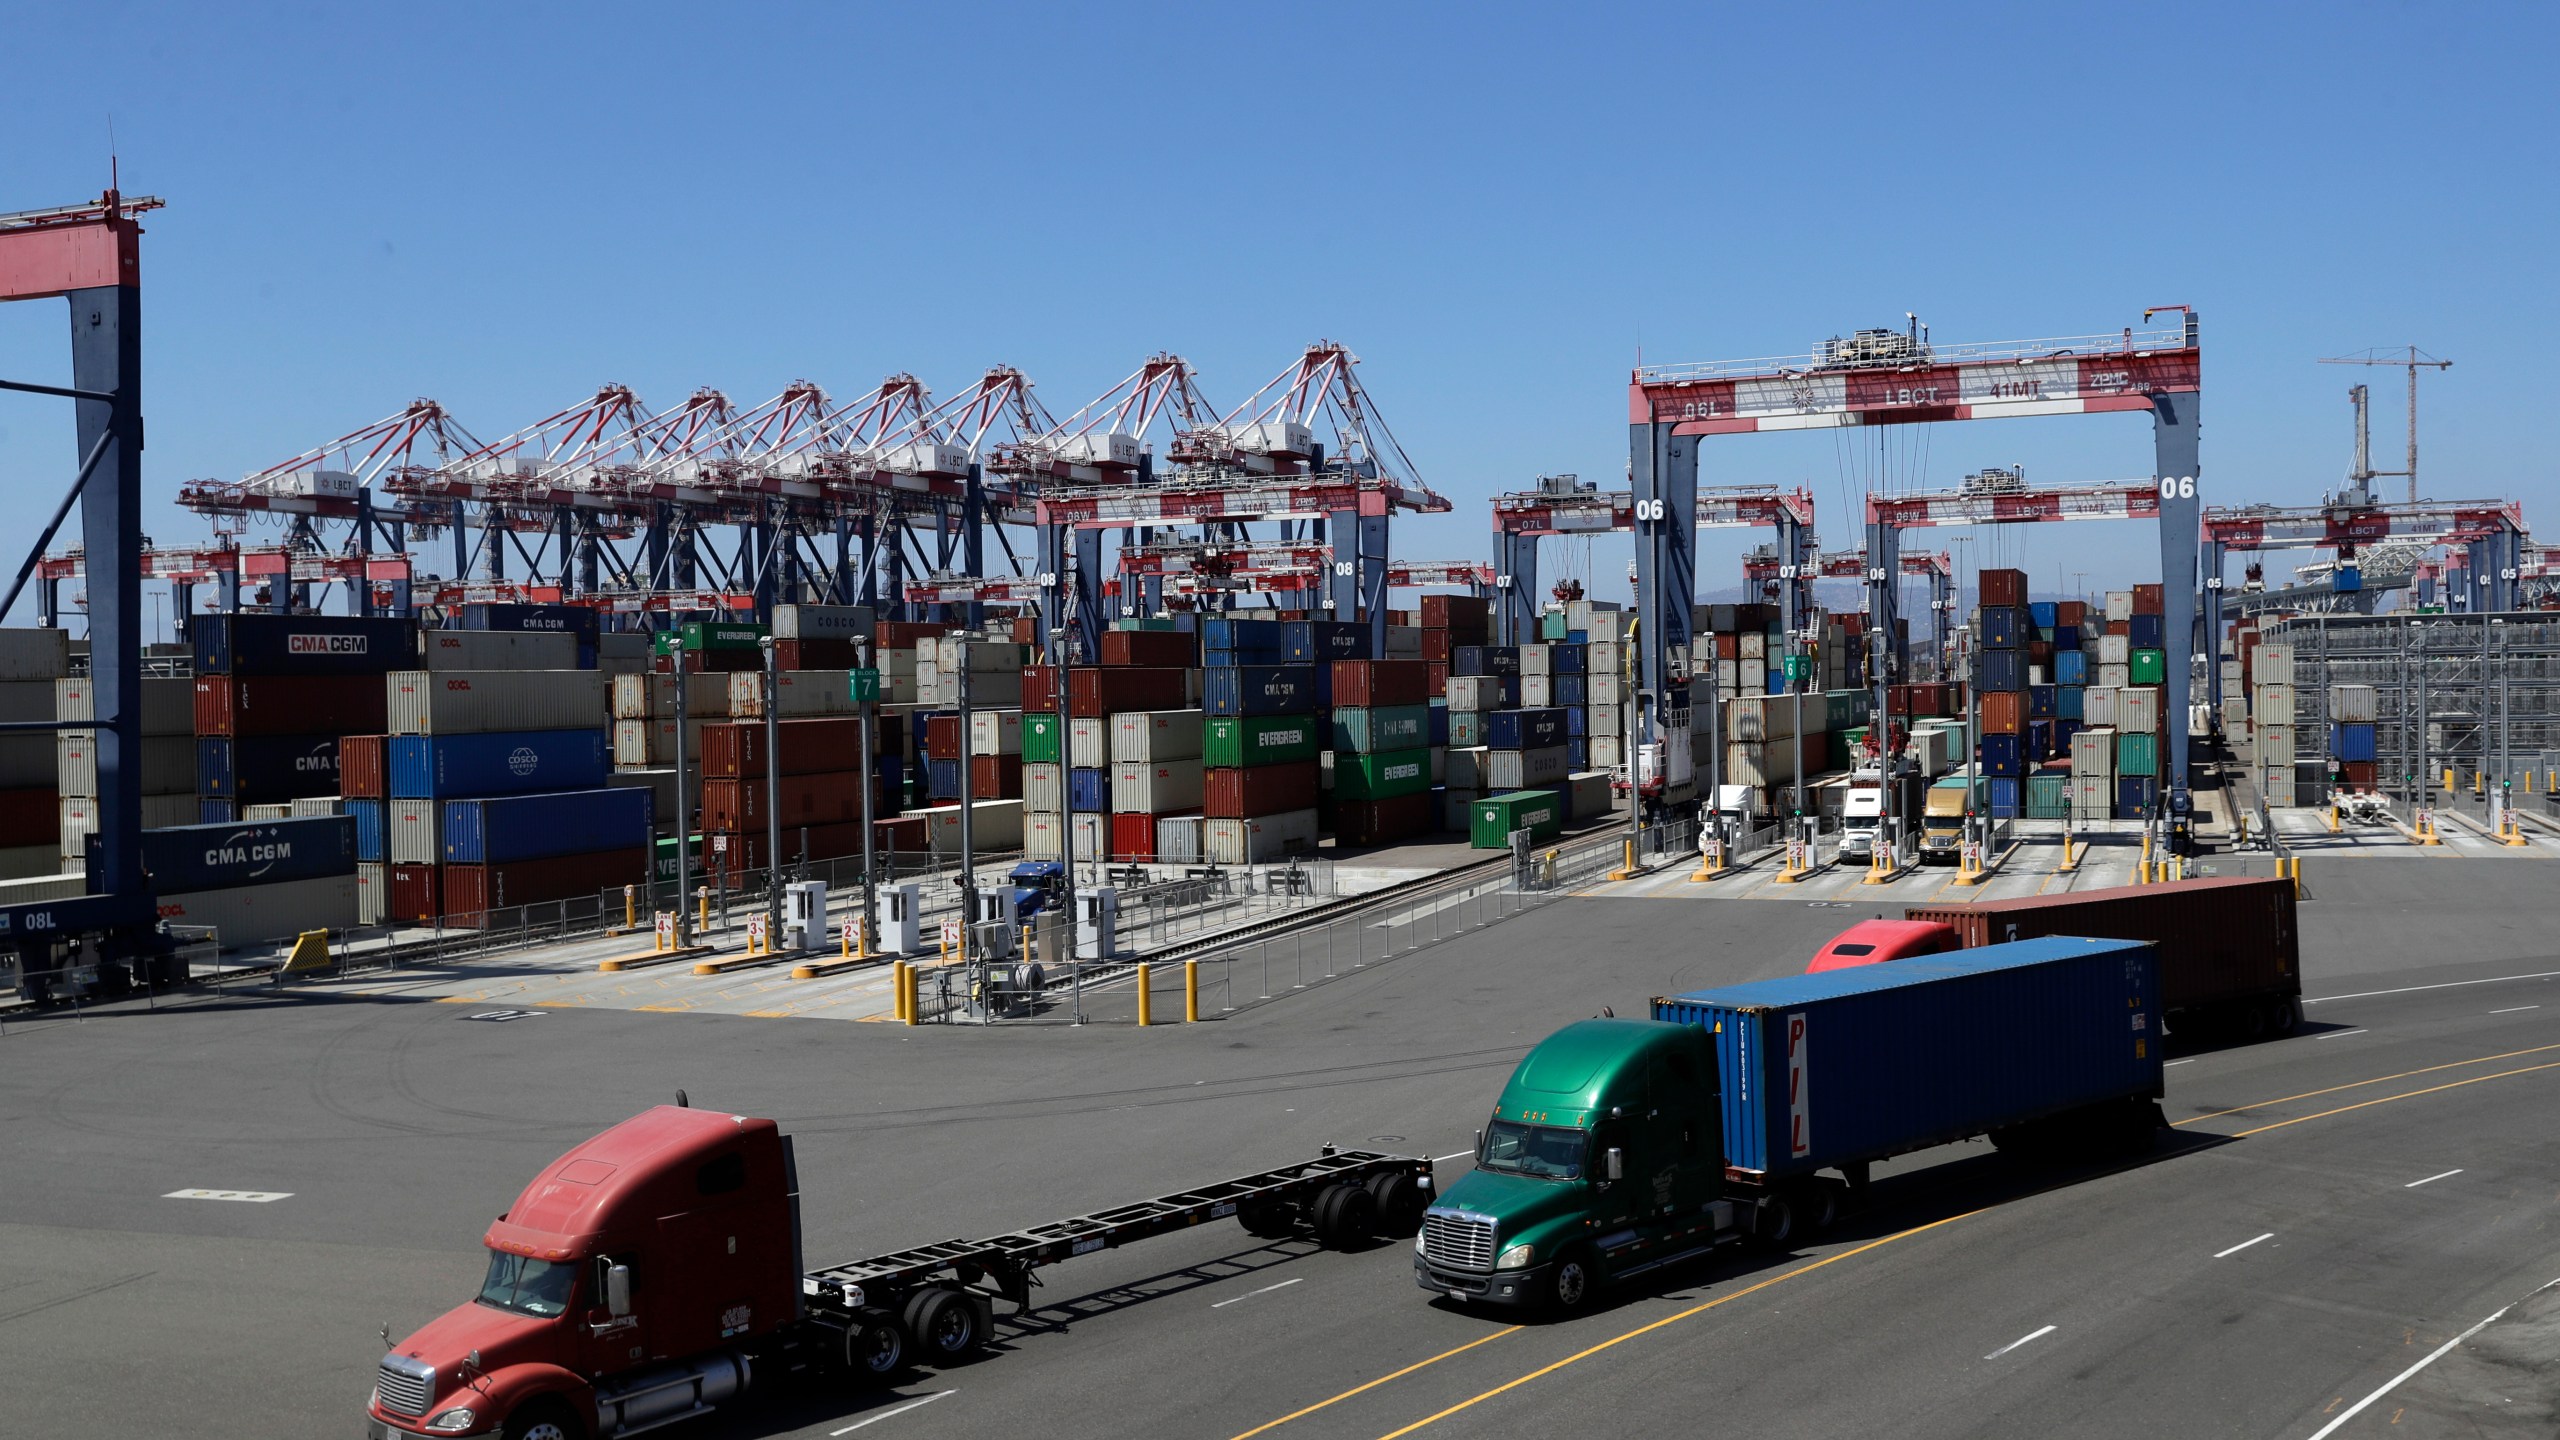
502;1401;582;1440
1752;1193;1800;1250
1312;1182;1377;1249
1237;1197;1296;1238
1541;1248;1597;1316
843;1306;908;1383
905;1286;984;1363
1798;1182;1840;1234
2264;997;2301;1036
1366;1172;1425;1239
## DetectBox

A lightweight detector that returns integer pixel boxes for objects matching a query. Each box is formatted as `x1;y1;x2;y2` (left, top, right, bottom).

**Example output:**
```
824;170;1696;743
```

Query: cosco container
106;815;357;893
387;670;609;735
193;734;335;802
440;788;654;865
1480;709;1565;751
1652;936;2163;1180
1332;704;1430;755
1202;665;1323;717
419;630;584;671
193;614;418;676
1907;877;2300;1028
1470;790;1561;847
1204;715;1322;768
1204;809;1319;863
387;730;611;801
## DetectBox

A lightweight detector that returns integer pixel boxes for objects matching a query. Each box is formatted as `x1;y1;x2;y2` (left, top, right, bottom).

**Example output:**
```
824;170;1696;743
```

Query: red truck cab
1806;919;1960;973
369;1105;800;1440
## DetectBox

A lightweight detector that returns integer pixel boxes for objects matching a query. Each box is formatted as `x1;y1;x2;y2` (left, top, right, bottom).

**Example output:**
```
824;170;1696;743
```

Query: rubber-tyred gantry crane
1490;473;1818;647
1741;542;1956;667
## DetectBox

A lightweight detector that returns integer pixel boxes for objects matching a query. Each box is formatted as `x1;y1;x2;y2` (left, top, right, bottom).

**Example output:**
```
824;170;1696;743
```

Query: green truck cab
1414;1020;1745;1312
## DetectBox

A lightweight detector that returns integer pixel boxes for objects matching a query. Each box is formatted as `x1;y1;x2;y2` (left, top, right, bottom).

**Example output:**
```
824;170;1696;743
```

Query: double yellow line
1231;1038;2560;1440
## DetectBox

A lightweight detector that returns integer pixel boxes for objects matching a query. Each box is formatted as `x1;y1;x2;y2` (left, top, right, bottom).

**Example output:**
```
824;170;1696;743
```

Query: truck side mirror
1473;1129;1485;1161
605;1264;632;1319
1604;1147;1624;1182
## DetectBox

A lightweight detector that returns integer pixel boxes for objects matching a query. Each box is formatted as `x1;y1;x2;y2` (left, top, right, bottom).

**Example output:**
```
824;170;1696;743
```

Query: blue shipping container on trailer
193;614;419;676
196;734;342;800
388;730;611;801
97;815;358;893
441;788;654;865
1651;936;2162;1181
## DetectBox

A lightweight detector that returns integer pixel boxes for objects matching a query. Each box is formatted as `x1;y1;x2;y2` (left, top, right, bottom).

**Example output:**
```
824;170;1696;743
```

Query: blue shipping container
2029;601;2059;628
2330;723;2378;762
1650;936;2162;1181
457;603;600;667
2116;775;2158;818
1564;706;1587;739
1987;776;2022;818
1979;649;2027;693
1553;673;1587;707
198;797;235;825
1483;708;1567;750
926;758;964;801
2029;685;2058;720
2057;685;2085;721
441;788;654;865
2056;650;2088;686
1281;620;1371;664
1069;767;1111;812
102;815;357;892
1451;646;1521;677
1548;645;1588;676
1567;737;1589;771
1767;672;1788;696
1202;618;1288;659
1978;732;2024;777
350;798;386;863
1202;665;1323;717
196;734;342;801
2127;613;2165;649
193;614;418;676
2055;624;2080;649
1978;606;2026;649
1428;702;1450;747
388;730;610;801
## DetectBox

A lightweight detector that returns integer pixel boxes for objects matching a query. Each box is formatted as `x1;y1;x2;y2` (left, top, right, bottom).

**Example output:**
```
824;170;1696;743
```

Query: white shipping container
2255;642;2296;686
357;862;387;926
1070;718;1109;769
969;710;1025;757
2082;685;2120;729
610;673;729;721
0;870;87;904
612;718;710;769
1587;692;1623;733
57;731;195;797
2105;591;2134;622
2097;663;2131;690
2097;634;2131;665
0;628;70;681
1724;739;1797;788
1487;746;1570;790
1205;809;1320;864
2219;660;2246;689
388;800;440;865
1741;658;1767;691
2072;726;2118;780
1590;734;1623;769
2221;697;2250;731
2330;683;2378;723
1446;676;1506;711
387;670;608;735
1155;813;1205;865
2258;767;2297;809
1023;763;1066;814
157;873;360;944
58;793;200;858
243;803;295;821
52;676;194;733
1112;759;1205;815
2259;724;2297;764
1023;813;1065;861
934;637;1024;674
771;603;874;641
1070;811;1107;859
920;798;1026;855
876;649;919;676
420;630;583;670
1739;632;1766;661
2118;686;2162;735
2254;682;2297;726
292;796;346;818
728;669;857;720
1109;710;1204;763
1518;644;1553;676
1725;697;1796;743
1522;675;1553;707
1587;639;1622;675
2070;774;2113;820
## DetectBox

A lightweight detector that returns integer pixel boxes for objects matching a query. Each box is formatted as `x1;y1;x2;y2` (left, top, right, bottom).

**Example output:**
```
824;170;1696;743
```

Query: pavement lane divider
2212;1233;2274;1258
1223;1327;1524;1440
2403;1169;2464;1188
829;1389;955;1435
1983;1323;2056;1359
2171;1040;2560;1127
2226;1059;2560;1139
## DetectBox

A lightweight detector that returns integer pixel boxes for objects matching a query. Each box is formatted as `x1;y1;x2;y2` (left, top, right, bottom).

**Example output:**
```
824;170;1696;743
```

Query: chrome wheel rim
1555;1262;1587;1307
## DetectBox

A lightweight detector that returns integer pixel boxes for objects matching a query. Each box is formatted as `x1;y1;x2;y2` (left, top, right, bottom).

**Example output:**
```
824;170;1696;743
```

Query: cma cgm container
195;735;340;801
387;730;611;800
1651;936;2163;1182
440;788;654;865
1906;877;2302;1034
193;614;419;676
386;670;609;735
104;815;358;893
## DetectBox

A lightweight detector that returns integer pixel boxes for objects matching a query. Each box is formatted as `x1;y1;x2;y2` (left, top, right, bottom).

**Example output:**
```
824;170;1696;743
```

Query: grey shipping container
1486;745;1569;791
611;673;732;721
1205;809;1319;864
1156;813;1204;864
772;603;875;640
388;800;441;865
58;730;197;797
386;670;609;735
1112;759;1206;815
1652;936;2163;1181
613;718;710;768
58;794;200;858
1110;710;1205;763
357;862;388;926
157;874;361;945
0;627;71;680
53;676;195;733
419;630;584;670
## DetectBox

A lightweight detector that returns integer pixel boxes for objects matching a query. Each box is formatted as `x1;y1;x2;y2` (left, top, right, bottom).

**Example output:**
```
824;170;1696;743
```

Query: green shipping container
1826;688;1873;730
1471;789;1564;848
1831;726;1867;772
1334;748;1433;801
1333;704;1431;754
2117;731;2160;777
1023;712;1065;764
2128;648;2166;685
1205;715;1323;768
2024;773;2070;819
1449;711;1486;746
680;620;769;651
1540;610;1569;640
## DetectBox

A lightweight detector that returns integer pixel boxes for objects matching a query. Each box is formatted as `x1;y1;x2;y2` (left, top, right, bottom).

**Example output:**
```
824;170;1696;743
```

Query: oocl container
153;873;361;942
419;630;583;671
386;670;609;735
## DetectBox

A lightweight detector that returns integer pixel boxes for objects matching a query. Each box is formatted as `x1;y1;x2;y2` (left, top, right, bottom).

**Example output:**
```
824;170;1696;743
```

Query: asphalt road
2;858;2555;1438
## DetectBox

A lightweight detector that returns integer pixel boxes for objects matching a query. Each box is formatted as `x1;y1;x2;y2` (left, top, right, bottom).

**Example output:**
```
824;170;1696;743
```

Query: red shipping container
389;863;441;924
700;717;866;779
2339;760;2377;789
1978;568;2028;607
1710;634;1740;660
874;815;930;853
651;648;760;675
2028;640;2054;666
2056;599;2087;626
339;734;389;798
1100;629;1196;667
1420;629;1453;663
1333;791;1435;847
701;823;867;877
1010;617;1039;644
968;754;1023;799
1422;595;1491;630
442;847;649;928
1907;876;2298;1019
1068;667;1186;717
1426;661;1447;699
1110;811;1158;862
1332;659;1431;708
776;637;863;671
1979;691;2026;735
925;714;965;761
876;621;949;648
0;786;53;847
2132;583;2164;615
1204;761;1322;818
1020;665;1058;712
700;770;867;831
193;674;388;738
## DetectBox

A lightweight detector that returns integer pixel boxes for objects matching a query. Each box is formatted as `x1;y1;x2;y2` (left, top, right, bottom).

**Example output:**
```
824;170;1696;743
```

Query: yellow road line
1371;1212;1984;1440
1224;1326;1523;1440
2172;1041;2560;1126
2230;1060;2560;1138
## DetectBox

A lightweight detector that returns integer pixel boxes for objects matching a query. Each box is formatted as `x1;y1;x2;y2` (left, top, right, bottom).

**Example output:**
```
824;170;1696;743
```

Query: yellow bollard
1136;963;1154;1027
1021;923;1034;962
841;924;852;960
1184;959;1200;1022
624;884;636;930
855;915;869;961
696;886;710;931
2444;766;2456;793
2474;771;2484;796
900;962;919;1025
1860;837;1895;885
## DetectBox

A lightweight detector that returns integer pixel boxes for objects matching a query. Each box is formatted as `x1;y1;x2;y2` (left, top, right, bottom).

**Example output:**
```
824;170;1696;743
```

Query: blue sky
3;2;2551;631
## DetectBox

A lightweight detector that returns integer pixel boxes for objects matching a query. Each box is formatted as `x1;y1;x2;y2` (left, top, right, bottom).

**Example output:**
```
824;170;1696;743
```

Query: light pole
1054;576;1082;1024
955;637;979;1019
856;634;875;957
759;635;782;953
672;641;692;948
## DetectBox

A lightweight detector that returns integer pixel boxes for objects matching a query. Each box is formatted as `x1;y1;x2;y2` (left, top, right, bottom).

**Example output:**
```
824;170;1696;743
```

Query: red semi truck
367;1104;1430;1439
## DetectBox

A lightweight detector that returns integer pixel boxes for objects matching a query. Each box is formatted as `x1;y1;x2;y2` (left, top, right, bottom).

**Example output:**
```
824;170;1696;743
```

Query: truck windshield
477;1252;576;1319
1478;1120;1587;1180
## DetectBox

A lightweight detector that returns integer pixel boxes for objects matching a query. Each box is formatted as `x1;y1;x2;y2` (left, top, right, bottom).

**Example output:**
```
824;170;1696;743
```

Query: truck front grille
1421;1209;1497;1271
376;1355;435;1418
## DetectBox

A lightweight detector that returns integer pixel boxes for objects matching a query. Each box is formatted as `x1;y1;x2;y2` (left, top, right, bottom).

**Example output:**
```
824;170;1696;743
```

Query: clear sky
3;2;2552;631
